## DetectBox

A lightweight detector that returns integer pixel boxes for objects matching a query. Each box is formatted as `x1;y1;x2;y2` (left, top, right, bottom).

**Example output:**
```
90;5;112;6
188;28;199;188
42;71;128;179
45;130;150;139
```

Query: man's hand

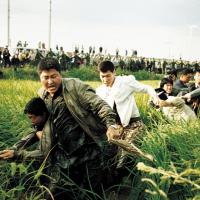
106;125;121;142
153;97;160;107
181;93;191;102
0;150;14;159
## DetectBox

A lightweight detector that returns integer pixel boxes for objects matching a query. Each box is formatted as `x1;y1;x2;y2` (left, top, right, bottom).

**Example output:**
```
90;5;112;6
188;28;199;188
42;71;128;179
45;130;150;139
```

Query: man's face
27;113;46;127
40;69;62;96
180;73;192;83
163;83;173;94
168;74;176;81
194;72;200;84
99;70;115;87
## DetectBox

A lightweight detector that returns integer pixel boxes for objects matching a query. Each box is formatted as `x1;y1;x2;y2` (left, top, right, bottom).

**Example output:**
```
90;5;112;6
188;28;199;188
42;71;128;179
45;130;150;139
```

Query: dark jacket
38;78;116;147
174;79;189;91
188;83;200;98
14;119;51;160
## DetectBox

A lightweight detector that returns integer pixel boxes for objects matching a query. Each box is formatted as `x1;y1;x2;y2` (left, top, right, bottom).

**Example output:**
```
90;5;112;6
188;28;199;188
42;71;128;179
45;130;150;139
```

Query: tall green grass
1;66;163;81
0;79;200;199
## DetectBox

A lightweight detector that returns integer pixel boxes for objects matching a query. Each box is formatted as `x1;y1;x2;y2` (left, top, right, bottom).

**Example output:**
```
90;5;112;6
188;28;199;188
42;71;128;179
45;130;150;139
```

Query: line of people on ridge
0;58;199;199
1;44;200;77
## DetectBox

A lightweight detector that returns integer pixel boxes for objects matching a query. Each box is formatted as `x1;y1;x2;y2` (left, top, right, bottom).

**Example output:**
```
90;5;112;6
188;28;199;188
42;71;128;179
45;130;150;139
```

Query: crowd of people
1;42;200;75
0;50;200;199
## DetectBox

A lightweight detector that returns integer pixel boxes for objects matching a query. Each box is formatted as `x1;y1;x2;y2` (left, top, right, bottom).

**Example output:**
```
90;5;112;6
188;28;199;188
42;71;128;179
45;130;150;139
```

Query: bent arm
78;82;117;128
189;88;200;99
1;120;52;161
12;131;39;150
0;148;44;161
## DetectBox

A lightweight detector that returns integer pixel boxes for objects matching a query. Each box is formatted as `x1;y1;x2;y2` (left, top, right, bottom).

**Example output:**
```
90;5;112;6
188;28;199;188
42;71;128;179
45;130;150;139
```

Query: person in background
165;68;178;82
181;69;200;115
3;47;11;67
173;68;193;91
159;77;178;96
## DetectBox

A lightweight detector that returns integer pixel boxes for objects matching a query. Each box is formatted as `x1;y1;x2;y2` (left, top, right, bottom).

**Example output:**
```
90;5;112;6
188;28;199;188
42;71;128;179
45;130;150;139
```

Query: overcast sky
0;0;200;60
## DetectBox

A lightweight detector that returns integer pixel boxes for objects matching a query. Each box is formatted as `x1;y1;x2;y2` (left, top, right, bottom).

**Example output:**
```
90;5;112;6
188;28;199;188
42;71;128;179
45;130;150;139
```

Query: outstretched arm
182;88;200;101
0;131;39;160
12;131;39;150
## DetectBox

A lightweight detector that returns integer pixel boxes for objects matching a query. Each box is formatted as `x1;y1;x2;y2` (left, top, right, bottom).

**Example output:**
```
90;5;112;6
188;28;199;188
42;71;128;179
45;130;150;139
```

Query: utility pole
48;0;52;50
7;0;10;47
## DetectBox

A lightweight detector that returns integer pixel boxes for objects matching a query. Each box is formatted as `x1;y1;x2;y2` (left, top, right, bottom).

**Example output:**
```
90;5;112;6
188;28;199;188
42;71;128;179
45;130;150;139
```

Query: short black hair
98;60;115;72
194;68;200;74
160;77;173;88
166;68;177;78
24;97;48;116
179;68;193;76
37;58;61;74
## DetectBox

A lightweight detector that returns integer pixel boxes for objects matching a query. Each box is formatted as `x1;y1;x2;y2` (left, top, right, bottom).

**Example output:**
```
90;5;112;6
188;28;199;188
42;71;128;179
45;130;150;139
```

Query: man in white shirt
96;60;159;171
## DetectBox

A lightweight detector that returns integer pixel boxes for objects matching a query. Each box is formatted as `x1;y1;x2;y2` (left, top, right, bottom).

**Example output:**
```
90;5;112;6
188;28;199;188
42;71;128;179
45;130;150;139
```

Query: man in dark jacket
183;69;200;114
3;47;11;67
173;68;193;91
37;57;119;199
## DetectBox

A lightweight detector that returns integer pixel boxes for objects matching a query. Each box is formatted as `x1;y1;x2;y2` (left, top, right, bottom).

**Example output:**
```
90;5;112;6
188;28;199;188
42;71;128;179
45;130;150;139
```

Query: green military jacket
13;119;51;161
38;78;116;147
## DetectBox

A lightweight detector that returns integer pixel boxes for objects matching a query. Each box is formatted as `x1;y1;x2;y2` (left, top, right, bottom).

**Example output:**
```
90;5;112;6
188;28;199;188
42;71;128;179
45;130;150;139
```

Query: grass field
0;79;200;199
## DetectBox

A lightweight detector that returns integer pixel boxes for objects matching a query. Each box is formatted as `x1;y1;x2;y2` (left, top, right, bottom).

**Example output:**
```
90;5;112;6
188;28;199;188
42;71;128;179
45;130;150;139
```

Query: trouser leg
116;120;144;169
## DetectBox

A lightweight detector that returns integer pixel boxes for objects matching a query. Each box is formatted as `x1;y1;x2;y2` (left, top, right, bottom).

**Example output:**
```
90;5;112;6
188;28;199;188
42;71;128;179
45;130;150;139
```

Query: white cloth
162;96;197;121
96;75;158;127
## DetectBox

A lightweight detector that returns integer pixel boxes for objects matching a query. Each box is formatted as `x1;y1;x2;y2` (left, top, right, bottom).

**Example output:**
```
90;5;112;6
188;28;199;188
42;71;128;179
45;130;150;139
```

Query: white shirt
96;75;158;127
